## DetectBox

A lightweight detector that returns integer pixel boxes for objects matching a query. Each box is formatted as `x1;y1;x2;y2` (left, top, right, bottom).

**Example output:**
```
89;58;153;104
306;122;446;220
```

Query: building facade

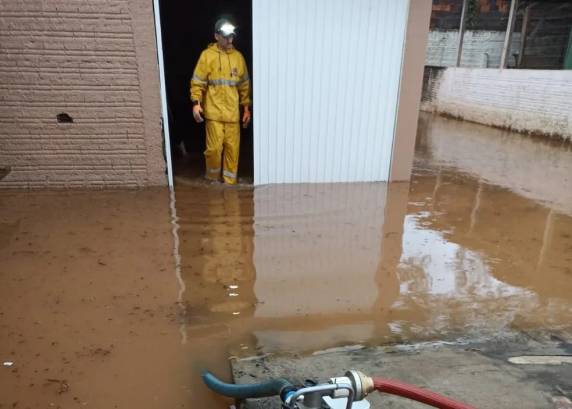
0;0;166;188
0;0;431;189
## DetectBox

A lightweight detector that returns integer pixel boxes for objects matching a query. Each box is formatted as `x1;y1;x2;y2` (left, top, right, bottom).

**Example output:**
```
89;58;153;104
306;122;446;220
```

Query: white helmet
215;18;236;37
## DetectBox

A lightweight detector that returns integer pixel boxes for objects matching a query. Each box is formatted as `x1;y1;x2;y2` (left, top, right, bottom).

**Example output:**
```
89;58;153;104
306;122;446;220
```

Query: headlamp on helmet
215;19;236;37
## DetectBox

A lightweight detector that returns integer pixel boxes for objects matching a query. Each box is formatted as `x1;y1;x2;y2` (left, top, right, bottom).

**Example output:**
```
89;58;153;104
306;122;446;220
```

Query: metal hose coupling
343;370;375;401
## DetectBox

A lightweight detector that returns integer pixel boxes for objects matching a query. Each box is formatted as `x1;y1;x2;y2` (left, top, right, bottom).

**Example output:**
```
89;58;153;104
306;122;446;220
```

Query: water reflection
253;183;386;319
176;186;257;344
416;112;572;216
400;169;571;336
176;178;571;357
171;114;572;407
252;183;398;351
3;115;571;409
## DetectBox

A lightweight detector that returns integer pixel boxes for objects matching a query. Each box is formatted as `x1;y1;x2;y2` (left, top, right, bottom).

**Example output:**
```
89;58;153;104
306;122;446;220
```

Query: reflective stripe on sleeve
208;79;239;87
192;75;207;84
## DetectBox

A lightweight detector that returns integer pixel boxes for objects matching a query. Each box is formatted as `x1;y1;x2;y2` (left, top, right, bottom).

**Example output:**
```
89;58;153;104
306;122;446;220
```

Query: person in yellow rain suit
190;18;251;185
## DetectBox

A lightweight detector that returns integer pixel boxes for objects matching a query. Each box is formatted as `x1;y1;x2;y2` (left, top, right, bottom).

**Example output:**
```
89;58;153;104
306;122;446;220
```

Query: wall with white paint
422;67;572;140
252;0;410;184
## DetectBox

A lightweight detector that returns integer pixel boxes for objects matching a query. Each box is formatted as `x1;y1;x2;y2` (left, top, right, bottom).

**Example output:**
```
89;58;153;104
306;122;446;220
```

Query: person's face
215;33;234;51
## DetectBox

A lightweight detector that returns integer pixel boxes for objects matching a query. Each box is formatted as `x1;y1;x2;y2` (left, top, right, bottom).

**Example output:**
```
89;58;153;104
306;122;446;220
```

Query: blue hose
202;371;293;399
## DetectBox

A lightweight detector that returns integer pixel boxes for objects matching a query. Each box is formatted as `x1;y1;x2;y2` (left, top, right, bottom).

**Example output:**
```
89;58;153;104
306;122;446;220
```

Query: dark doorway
159;0;253;183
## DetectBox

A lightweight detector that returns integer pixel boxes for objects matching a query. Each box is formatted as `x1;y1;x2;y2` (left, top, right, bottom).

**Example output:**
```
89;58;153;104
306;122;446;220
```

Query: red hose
373;377;477;409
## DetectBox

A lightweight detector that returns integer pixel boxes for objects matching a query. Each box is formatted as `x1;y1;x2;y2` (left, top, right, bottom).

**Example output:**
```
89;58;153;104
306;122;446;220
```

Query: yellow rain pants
205;120;240;184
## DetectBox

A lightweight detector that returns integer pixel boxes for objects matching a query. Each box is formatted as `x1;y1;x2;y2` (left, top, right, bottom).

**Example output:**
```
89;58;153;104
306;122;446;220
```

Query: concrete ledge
232;333;572;408
422;67;572;141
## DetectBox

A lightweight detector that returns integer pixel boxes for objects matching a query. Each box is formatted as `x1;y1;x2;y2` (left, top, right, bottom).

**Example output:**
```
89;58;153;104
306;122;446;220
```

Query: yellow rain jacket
190;43;251;123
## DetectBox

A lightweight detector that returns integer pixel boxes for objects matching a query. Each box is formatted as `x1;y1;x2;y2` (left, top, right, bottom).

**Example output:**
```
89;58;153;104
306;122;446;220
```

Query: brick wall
430;0;511;31
0;0;166;188
421;67;572;140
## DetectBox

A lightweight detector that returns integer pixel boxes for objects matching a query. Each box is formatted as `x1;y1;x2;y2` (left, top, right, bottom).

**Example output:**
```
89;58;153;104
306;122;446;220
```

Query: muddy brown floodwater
1;113;572;408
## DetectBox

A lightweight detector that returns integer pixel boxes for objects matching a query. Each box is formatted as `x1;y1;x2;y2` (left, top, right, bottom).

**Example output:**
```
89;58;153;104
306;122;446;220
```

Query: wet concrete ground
234;334;572;409
1;113;572;408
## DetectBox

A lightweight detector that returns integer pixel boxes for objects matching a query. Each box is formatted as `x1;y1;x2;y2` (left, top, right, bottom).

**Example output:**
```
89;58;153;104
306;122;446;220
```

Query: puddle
1;114;572;408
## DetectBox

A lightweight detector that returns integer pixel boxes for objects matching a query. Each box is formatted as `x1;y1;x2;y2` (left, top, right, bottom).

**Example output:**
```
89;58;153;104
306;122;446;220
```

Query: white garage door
253;0;410;184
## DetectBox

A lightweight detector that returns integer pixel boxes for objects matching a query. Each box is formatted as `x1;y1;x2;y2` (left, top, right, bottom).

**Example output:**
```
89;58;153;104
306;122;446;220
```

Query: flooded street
1;114;572;408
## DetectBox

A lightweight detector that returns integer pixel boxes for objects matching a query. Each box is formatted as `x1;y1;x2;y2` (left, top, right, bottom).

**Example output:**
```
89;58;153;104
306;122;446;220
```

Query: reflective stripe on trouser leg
222;122;240;185
204;120;224;180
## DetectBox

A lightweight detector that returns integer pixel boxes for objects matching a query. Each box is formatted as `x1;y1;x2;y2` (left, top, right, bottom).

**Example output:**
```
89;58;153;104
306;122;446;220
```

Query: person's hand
192;104;204;123
242;106;251;128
